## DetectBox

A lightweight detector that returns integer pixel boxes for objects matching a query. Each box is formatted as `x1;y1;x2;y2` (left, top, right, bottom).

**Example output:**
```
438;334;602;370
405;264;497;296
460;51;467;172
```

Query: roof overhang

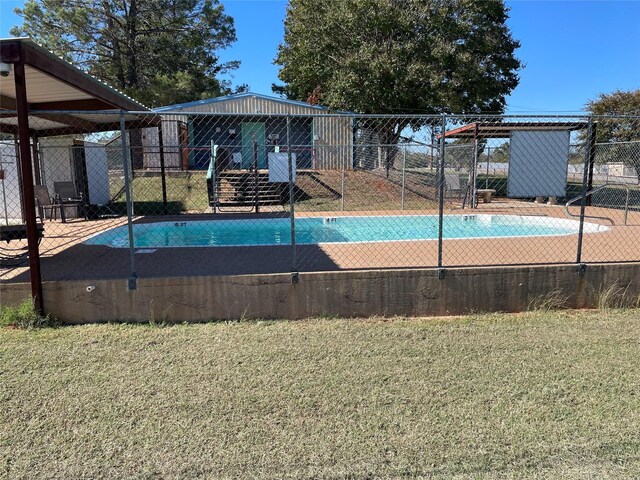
0;38;158;136
441;121;589;139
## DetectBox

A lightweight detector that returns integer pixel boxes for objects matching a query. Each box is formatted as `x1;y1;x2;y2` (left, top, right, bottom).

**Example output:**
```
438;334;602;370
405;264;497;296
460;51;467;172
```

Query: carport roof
441;121;589;139
0;37;157;136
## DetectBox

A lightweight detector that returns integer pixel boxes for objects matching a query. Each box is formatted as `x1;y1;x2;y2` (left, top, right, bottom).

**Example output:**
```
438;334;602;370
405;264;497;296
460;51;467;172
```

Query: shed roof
441;121;589;139
154;91;351;114
0;37;156;136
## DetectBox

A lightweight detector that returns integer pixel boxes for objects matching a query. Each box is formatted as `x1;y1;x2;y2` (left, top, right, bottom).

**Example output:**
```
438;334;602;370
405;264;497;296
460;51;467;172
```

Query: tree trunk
102;0;126;89
126;0;139;89
377;124;402;178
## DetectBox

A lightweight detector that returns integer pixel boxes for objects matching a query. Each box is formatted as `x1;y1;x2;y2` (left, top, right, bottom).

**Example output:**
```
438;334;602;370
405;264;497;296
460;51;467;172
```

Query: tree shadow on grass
101;201;185;216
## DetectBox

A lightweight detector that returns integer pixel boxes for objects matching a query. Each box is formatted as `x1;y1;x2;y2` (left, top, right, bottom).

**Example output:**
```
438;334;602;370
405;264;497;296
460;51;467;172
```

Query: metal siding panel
142;127;158;168
313;116;353;170
23;67;94;103
143;120;182;169
508;130;570;198
163;120;182;169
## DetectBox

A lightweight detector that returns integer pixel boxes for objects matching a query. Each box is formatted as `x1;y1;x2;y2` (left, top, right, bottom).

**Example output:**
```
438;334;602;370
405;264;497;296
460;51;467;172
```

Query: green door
241;122;266;169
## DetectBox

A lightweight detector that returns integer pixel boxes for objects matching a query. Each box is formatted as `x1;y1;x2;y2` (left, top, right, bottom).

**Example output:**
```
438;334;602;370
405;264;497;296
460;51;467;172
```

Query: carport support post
157;120;168;214
287;115;297;279
120;112;137;290
576;117;594;265
14;56;44;313
437;114;446;272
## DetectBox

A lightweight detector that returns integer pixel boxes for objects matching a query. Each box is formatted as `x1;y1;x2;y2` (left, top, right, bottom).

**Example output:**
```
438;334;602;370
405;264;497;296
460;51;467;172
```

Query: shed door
71;145;90;202
241;122;266;169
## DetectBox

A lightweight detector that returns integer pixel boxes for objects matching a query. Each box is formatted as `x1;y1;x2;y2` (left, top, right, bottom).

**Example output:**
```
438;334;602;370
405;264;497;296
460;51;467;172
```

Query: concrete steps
209;171;286;211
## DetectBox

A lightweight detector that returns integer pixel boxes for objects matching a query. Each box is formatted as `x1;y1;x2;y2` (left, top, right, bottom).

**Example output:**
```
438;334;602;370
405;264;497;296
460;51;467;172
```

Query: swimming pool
84;214;608;248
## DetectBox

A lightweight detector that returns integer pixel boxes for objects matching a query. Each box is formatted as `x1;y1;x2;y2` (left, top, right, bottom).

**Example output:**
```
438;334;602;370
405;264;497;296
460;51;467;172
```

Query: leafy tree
11;0;240;107
587;89;640;142
487;141;510;163
274;0;521;175
586;89;640;181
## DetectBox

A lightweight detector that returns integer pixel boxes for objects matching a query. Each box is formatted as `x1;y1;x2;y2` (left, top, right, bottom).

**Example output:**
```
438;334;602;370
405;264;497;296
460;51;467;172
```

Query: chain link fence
1;112;639;284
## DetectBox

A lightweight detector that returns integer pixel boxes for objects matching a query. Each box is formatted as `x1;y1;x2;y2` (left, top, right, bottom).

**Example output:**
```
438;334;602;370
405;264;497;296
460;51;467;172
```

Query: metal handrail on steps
564;183;637;226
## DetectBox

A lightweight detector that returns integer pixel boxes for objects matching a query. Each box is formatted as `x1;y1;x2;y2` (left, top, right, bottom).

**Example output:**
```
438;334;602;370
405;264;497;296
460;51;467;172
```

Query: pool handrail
564;182;638;226
206;143;218;212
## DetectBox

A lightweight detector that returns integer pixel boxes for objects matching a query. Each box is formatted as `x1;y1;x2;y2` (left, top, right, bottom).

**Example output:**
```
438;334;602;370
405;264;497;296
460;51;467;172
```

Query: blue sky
1;0;639;113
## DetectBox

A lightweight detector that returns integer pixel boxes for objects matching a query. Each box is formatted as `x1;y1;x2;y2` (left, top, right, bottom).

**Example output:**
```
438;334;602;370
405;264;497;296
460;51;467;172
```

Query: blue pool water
84;215;606;248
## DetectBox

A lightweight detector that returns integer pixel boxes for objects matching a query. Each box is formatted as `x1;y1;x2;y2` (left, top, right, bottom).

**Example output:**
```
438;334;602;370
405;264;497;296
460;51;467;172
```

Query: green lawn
109;170;438;215
2;310;640;479
110;172;210;213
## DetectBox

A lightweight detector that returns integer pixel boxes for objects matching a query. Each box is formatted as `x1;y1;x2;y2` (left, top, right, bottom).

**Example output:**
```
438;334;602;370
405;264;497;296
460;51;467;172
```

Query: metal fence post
576;117;594;266
430;128;435;173
341;148;346;211
470;123;479;209
253;138;259;213
624;187;630;226
401;145;406;210
1;166;8;225
120;112;137;290
209;140;217;214
157;120;168;214
485;146;490;189
287;115;298;281
351;115;357;170
12;136;24;223
437;114;446;275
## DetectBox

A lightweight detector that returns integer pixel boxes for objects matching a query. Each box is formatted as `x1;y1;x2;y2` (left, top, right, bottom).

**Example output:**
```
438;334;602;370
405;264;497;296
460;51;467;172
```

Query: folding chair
54;181;87;221
34;184;84;223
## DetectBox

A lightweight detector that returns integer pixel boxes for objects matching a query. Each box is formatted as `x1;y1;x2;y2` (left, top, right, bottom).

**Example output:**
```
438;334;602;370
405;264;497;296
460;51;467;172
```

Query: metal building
142;92;354;171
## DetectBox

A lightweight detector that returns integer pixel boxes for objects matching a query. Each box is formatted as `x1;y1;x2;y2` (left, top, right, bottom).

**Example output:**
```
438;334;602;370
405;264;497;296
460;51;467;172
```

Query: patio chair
34;185;59;222
34;184;84;223
444;173;464;199
54;181;81;201
54;181;87;221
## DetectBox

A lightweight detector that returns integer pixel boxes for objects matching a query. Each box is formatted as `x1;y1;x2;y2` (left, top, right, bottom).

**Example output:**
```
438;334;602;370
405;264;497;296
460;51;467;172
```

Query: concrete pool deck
1;200;639;284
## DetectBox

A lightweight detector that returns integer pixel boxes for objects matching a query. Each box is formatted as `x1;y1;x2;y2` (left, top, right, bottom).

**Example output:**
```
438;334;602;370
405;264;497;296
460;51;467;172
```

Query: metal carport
1;37;157;312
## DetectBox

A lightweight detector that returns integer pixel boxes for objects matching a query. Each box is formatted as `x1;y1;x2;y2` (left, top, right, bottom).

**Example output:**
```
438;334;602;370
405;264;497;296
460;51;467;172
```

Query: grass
0;299;55;329
109;170;438;215
107;168;638;217
294;170;438;212
2;310;640;478
598;282;640;312
110;172;210;212
527;289;570;311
